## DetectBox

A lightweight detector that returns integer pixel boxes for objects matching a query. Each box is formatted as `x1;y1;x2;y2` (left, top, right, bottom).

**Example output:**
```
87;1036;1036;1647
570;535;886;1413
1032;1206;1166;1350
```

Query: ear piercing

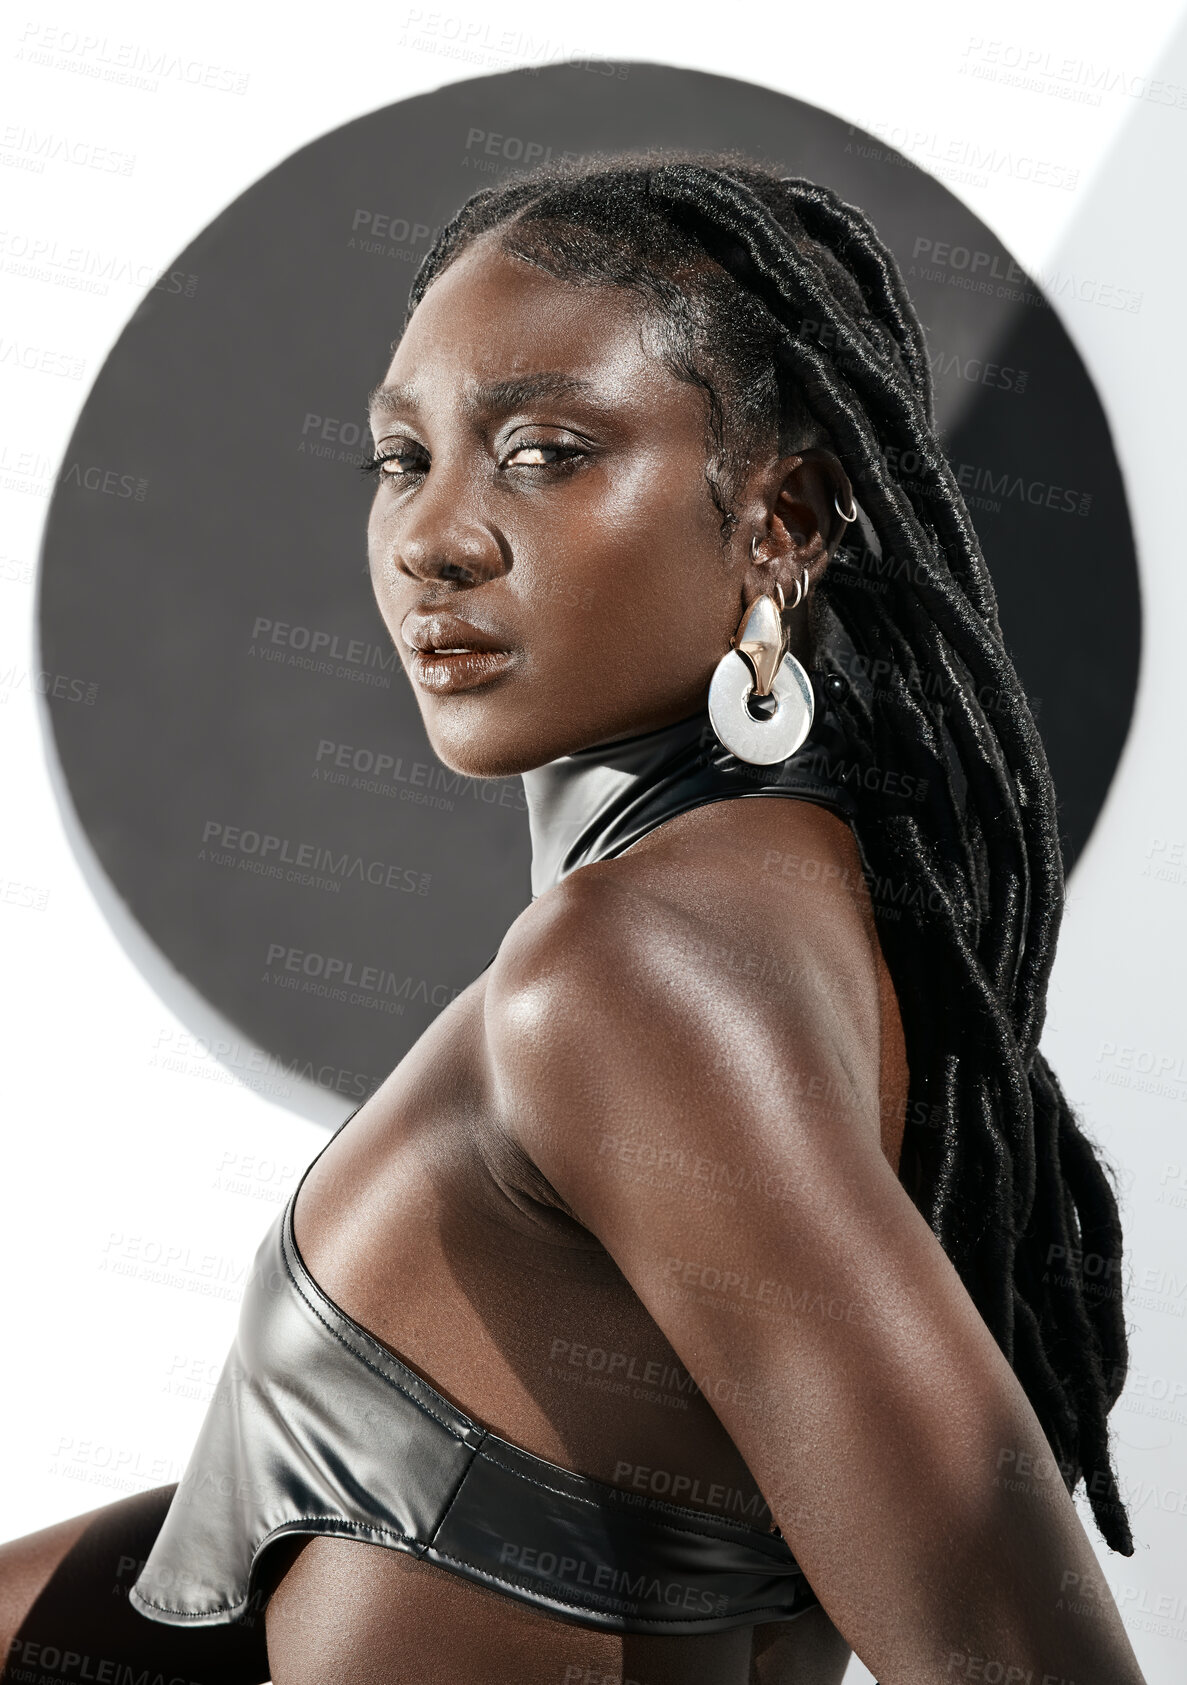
749;535;809;611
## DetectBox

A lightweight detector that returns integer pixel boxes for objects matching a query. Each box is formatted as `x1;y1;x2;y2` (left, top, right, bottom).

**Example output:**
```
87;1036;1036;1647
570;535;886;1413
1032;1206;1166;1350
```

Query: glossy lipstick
408;647;516;693
402;609;516;694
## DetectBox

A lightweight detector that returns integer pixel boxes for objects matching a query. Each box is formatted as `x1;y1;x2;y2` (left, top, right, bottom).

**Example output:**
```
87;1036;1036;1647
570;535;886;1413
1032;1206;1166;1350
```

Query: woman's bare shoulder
482;794;887;1178
489;794;881;1037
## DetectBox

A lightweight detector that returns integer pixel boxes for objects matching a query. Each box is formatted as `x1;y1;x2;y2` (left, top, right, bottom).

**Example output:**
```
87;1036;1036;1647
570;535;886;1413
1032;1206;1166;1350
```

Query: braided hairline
399;152;1132;1554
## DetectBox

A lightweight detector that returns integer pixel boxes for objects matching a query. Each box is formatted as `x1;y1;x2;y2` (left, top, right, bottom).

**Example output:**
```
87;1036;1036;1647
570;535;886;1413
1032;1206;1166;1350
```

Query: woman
0;154;1147;1685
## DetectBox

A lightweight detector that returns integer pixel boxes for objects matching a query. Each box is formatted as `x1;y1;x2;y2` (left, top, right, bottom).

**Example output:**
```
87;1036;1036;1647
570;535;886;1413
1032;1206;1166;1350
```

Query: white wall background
2;3;1185;1680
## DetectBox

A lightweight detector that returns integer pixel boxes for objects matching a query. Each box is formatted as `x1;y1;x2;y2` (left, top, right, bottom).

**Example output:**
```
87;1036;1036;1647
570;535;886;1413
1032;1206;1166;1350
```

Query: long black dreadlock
399;150;1133;1554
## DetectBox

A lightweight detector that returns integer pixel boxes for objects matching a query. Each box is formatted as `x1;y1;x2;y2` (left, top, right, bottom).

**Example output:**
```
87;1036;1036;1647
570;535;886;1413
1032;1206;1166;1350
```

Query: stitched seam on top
132;1517;420;1617
134;1524;814;1629
425;1447;481;1547
426;1545;813;1624
280;1233;464;1438
475;1447;796;1555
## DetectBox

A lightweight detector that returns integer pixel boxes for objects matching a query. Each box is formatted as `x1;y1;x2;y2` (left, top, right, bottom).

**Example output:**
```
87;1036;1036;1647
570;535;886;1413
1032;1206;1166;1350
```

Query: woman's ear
779;447;854;550
758;447;853;603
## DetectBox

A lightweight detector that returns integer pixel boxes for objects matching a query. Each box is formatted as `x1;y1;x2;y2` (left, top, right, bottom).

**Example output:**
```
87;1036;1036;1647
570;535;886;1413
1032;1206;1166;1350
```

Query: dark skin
0;236;1146;1685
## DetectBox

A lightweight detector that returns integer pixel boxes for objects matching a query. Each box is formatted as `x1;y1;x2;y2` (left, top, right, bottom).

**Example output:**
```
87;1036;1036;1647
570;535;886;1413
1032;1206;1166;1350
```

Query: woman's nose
395;529;507;586
386;470;509;588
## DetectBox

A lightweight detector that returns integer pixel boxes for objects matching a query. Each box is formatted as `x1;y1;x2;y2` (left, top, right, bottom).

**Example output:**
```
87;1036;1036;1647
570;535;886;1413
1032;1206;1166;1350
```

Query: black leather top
130;1117;819;1634
131;696;856;1635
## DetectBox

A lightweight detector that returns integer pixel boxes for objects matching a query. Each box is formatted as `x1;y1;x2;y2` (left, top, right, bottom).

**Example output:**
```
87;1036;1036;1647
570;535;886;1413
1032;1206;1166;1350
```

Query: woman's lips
401;609;515;692
408;647;517;693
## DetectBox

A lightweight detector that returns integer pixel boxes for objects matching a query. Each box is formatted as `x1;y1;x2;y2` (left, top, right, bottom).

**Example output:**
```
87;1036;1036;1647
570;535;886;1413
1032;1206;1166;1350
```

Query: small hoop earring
708;591;815;766
750;534;765;562
834;491;857;524
785;566;810;611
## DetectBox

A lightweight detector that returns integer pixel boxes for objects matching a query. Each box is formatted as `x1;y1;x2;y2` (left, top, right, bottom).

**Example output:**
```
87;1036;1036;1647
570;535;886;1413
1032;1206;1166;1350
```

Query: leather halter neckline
520;697;859;901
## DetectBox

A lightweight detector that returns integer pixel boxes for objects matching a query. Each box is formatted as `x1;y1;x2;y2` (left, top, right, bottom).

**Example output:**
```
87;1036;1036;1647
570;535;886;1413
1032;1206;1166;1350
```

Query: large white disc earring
708;593;815;766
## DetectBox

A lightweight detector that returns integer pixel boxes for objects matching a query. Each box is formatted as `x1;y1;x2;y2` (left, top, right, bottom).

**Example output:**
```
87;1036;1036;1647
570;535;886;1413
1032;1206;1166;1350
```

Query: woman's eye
504;442;583;468
357;446;426;482
357;438;584;485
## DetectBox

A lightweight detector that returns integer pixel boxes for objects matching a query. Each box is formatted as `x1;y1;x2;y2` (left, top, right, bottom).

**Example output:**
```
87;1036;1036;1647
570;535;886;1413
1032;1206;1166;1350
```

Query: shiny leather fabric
132;699;856;1635
130;1139;819;1634
520;697;859;899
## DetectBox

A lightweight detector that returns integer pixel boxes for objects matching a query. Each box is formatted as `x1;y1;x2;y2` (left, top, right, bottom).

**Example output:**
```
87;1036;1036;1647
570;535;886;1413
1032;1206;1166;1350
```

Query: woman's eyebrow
468;372;603;413
366;379;419;423
366;370;602;424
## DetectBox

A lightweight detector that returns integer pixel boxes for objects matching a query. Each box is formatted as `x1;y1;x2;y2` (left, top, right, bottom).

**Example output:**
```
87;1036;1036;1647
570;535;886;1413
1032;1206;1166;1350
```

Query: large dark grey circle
37;63;1140;1110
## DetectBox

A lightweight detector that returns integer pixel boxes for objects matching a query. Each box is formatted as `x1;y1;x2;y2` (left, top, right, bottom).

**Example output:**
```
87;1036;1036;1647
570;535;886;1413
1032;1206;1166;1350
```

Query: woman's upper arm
483;870;1145;1685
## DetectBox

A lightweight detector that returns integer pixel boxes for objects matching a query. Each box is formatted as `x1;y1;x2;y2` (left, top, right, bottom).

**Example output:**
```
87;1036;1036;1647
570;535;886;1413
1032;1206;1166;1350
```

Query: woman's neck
520;701;858;900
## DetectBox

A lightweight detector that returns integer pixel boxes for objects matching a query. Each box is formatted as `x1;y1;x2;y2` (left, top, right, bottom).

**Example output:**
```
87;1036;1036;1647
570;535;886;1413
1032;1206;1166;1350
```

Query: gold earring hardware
730;593;786;698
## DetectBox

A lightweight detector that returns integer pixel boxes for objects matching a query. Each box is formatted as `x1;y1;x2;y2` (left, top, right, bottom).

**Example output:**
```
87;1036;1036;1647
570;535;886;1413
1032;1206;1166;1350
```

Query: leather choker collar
520;698;858;900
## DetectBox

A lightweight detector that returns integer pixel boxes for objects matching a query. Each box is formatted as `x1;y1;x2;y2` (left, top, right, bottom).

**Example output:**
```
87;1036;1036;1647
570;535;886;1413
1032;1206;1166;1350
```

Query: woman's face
366;233;844;777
